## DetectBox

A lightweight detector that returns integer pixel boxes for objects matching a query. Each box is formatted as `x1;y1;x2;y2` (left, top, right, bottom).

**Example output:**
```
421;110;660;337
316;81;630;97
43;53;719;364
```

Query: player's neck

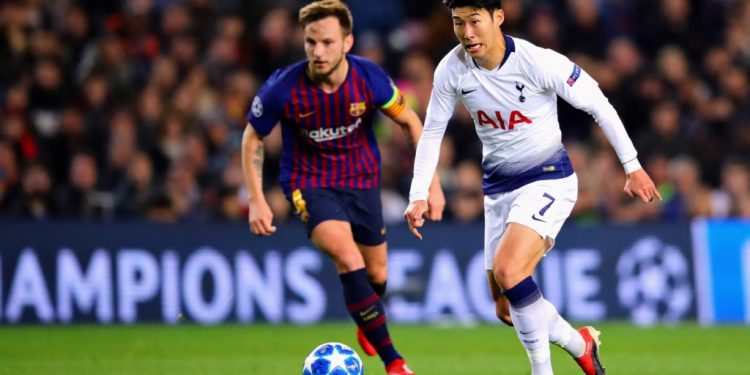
474;32;506;70
307;58;349;93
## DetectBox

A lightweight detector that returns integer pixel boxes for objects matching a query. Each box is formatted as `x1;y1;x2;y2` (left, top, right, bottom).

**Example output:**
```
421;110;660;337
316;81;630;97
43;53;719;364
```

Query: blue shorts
287;187;385;246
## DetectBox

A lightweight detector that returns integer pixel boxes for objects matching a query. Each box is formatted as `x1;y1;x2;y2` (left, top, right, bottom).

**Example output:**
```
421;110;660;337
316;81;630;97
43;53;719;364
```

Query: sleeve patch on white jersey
566;65;581;87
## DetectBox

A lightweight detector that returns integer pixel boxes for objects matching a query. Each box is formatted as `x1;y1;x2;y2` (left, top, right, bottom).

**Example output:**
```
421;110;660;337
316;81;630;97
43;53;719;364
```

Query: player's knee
329;249;363;272
492;263;524;289
366;267;387;285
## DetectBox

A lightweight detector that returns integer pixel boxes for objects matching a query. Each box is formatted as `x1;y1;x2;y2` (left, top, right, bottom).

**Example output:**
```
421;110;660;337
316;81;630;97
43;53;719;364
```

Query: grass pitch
1;323;748;374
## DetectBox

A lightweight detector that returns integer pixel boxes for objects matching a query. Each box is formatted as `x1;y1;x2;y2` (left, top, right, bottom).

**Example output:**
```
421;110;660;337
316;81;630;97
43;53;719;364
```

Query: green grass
1;323;749;374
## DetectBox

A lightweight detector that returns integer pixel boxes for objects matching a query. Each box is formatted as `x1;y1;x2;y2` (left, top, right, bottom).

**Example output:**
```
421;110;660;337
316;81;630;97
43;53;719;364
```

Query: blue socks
340;269;400;365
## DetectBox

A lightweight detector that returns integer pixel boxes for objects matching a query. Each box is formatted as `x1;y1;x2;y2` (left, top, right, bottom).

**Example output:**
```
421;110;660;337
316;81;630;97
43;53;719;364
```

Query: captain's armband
380;88;407;118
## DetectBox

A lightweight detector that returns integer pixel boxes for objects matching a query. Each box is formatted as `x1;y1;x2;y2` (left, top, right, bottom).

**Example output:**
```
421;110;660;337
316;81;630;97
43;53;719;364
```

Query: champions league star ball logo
251;96;263;117
616;237;693;325
302;342;363;375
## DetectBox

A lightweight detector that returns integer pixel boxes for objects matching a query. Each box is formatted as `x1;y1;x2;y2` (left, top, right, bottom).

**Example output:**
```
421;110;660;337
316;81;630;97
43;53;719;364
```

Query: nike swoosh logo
519;329;536;335
531;214;547;223
359;306;375;317
461;89;477;95
298;111;315;119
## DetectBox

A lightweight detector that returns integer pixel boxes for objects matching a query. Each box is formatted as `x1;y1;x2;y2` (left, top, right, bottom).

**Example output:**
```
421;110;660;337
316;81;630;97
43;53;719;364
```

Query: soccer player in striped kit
405;1;661;374
243;1;444;374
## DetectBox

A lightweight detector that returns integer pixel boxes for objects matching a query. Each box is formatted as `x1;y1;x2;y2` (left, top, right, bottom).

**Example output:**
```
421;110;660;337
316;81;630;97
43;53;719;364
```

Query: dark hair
299;0;353;35
442;0;503;12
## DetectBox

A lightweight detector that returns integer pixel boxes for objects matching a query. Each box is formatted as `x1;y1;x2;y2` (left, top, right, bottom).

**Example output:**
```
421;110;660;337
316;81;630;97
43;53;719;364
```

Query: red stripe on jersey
299;77;312;189
323;92;335;187
290;86;301;191
310;87;323;188
307;83;320;189
332;90;349;185
350;69;366;188
360;77;380;188
361;77;373;104
343;78;358;189
352;70;378;188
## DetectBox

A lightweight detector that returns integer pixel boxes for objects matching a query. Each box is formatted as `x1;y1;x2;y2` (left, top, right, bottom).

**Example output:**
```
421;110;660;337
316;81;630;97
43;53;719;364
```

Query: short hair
442;0;503;12
299;0;353;35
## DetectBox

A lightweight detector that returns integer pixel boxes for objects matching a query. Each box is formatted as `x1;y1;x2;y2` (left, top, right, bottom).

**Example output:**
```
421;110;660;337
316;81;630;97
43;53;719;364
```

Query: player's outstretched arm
387;105;446;221
624;166;662;203
242;123;277;236
534;49;663;205
404;200;428;240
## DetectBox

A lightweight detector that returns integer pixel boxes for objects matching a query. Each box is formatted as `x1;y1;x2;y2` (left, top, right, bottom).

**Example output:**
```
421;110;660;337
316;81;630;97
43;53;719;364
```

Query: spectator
10;161;55;219
0;0;748;223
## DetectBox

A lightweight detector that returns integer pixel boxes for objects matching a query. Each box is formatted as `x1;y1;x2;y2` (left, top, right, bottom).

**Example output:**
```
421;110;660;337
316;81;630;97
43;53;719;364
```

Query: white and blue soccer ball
302;342;364;375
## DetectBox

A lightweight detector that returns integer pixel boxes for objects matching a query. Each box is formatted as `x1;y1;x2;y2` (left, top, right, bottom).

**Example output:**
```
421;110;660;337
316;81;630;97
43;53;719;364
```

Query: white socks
545;299;585;358
504;276;586;374
510;297;554;375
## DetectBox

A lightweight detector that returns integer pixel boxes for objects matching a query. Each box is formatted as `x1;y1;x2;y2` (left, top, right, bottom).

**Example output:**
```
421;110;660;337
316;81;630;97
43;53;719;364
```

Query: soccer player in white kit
404;1;662;374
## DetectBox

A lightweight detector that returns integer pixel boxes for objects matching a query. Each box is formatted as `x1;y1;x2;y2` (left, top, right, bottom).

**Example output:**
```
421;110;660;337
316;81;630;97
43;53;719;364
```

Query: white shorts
483;174;578;270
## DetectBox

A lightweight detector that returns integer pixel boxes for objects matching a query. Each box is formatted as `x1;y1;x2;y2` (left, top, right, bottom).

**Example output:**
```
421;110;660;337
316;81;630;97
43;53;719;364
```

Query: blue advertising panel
549;223;695;325
692;220;750;324
0;220;694;325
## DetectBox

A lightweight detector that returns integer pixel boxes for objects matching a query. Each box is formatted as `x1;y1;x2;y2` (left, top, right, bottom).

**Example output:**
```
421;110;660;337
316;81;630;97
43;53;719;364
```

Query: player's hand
404;200;428;240
248;198;277;236
624;168;662;203
426;184;446;221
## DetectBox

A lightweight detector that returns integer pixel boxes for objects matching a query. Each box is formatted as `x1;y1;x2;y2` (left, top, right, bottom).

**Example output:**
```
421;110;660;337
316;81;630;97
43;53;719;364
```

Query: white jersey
409;35;638;201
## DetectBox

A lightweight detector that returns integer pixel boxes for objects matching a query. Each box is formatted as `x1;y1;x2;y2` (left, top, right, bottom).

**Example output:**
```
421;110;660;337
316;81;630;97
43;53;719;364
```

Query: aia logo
476;110;532;130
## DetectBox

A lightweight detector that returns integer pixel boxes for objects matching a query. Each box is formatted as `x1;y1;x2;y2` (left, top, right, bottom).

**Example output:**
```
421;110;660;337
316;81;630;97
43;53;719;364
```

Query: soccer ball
302;342;363;375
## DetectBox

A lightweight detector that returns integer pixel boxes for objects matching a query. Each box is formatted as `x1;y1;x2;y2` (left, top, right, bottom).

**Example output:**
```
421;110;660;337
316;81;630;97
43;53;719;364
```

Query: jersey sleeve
359;60;407;118
408;55;457;202
246;70;284;137
530;47;639;166
424;57;459;126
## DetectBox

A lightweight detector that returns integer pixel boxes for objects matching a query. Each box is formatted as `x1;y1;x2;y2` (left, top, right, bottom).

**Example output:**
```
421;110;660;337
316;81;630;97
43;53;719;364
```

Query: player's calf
494;294;513;326
356;327;377;356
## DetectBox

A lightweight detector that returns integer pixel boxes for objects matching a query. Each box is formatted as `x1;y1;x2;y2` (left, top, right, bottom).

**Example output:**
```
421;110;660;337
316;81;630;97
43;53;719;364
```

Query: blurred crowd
0;0;749;225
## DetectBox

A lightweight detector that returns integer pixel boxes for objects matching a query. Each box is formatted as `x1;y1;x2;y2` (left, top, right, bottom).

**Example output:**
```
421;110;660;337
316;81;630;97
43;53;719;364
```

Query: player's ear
343;33;354;53
493;9;505;27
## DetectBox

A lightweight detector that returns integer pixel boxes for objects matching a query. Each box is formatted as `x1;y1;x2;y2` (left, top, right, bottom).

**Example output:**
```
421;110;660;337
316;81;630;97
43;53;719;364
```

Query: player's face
304;16;353;79
451;7;504;60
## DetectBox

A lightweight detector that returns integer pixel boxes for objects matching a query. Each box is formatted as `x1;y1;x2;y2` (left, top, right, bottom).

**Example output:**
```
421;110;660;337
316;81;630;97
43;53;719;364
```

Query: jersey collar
472;33;515;71
498;33;515;69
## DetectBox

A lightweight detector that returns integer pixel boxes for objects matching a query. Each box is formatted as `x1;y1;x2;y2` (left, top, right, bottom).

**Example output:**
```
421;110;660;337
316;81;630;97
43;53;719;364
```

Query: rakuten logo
301;118;361;142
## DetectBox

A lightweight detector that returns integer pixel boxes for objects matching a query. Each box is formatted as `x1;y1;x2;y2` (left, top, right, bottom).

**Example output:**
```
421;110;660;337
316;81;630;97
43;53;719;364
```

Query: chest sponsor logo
476;110;532;130
349;102;367;117
301;117;362;142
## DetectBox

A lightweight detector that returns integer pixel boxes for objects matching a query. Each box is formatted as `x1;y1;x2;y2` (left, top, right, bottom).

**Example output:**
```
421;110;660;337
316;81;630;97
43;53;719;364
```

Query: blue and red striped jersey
247;55;402;195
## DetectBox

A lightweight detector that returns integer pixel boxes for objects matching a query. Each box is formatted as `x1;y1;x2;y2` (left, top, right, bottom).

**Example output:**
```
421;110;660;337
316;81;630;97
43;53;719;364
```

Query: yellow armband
379;88;407;118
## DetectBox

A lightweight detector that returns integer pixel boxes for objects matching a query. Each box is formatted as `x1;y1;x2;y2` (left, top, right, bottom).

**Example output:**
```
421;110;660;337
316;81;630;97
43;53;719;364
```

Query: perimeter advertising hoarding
692;220;750;324
0;221;694;325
